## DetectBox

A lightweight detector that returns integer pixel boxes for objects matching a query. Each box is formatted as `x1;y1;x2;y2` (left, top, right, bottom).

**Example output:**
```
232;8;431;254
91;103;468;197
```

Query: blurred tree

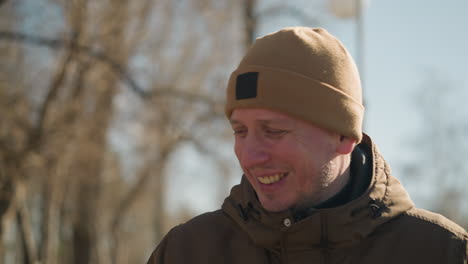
0;1;32;261
0;0;244;263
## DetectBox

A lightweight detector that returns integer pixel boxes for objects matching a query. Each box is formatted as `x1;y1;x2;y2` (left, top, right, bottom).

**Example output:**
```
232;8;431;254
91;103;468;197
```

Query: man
147;27;467;263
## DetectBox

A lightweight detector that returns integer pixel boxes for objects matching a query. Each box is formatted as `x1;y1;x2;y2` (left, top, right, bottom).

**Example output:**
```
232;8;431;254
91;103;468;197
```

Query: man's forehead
229;108;297;125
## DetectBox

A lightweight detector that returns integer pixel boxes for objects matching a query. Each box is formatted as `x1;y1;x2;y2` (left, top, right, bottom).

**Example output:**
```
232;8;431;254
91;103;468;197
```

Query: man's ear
337;136;356;155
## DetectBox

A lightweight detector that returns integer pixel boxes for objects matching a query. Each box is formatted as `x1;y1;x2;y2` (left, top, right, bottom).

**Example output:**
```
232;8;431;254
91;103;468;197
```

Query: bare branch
111;136;177;229
110;141;175;263
0;31;223;109
16;183;38;263
27;33;78;152
0;31;148;98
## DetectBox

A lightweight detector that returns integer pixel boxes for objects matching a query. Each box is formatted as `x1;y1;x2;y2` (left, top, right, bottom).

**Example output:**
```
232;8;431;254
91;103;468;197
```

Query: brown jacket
147;135;468;263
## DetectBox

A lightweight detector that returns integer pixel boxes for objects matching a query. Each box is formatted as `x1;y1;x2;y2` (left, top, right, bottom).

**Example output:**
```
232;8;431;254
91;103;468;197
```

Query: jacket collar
222;134;414;250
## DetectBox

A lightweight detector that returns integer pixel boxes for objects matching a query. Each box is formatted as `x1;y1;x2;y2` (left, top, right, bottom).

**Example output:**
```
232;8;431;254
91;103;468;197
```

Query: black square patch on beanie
236;72;258;100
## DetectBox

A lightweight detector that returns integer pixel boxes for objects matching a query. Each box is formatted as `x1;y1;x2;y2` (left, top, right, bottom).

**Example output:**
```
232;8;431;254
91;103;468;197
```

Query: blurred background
0;0;467;263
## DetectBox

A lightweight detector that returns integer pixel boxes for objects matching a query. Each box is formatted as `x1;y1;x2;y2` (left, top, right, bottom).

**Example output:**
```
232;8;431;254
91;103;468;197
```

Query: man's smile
257;172;288;185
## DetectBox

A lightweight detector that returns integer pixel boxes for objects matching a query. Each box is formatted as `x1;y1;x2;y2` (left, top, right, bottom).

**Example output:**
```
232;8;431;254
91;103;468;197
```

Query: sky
353;0;468;208
167;0;468;214
360;0;468;161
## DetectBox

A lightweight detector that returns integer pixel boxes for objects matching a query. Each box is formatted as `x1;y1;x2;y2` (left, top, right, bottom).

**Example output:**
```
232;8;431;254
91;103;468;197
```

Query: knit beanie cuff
225;65;364;142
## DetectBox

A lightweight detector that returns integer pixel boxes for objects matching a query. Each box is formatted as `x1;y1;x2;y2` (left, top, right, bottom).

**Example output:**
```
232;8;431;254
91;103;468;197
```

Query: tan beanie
225;27;364;142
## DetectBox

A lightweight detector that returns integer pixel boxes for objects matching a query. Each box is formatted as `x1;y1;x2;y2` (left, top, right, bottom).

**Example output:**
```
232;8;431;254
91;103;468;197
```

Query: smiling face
230;108;355;212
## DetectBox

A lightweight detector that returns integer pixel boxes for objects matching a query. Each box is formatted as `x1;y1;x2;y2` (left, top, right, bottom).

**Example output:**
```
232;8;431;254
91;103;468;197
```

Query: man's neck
317;154;352;206
291;145;371;220
291;154;352;214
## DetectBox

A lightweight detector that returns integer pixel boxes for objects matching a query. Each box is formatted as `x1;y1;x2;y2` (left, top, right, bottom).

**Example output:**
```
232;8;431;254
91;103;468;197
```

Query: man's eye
265;129;287;137
233;129;247;136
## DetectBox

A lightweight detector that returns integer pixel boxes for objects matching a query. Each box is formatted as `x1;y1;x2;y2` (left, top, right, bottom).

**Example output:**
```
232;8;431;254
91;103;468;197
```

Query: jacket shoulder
147;210;261;264
147;210;229;264
403;207;467;240
177;209;239;237
183;209;229;227
366;207;467;264
159;209;237;243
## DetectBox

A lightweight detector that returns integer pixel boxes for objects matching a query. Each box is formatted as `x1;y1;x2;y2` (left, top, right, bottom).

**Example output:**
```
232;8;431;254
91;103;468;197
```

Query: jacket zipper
320;213;330;264
280;231;287;264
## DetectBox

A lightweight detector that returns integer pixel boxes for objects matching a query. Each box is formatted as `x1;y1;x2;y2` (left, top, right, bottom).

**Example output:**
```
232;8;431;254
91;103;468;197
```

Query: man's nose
238;134;271;168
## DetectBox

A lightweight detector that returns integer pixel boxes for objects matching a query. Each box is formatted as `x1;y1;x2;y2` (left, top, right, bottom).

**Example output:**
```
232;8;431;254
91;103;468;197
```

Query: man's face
230;108;343;212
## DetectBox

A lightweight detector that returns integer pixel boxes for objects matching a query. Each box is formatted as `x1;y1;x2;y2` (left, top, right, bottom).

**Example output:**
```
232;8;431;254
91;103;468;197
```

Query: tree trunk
16;179;38;264
243;0;257;49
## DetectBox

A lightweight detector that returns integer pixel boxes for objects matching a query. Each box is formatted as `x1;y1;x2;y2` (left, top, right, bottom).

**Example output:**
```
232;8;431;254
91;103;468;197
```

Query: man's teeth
258;173;286;184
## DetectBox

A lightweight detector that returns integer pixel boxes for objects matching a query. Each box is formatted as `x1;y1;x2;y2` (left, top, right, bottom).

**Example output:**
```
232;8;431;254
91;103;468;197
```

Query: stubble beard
293;159;338;211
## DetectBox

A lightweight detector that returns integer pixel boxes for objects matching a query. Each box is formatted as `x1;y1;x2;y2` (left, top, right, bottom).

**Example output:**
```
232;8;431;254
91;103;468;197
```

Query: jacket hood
221;134;414;252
